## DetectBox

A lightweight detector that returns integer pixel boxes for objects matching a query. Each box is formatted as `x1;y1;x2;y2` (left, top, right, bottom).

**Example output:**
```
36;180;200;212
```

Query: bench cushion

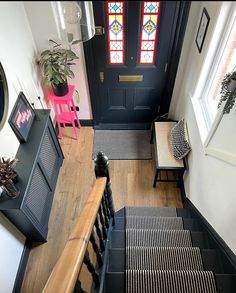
154;122;184;168
170;119;191;160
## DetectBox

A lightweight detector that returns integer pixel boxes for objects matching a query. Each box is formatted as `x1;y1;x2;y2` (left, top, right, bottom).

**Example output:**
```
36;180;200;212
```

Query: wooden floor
21;127;183;293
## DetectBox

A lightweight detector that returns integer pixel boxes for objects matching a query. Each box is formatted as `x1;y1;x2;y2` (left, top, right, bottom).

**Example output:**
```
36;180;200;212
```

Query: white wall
0;1;44;291
169;1;236;254
0;214;25;292
0;2;93;290
23;1;93;120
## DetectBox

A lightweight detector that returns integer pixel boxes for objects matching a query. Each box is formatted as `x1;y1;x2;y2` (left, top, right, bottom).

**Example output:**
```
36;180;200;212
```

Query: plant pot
0;185;20;200
52;82;69;96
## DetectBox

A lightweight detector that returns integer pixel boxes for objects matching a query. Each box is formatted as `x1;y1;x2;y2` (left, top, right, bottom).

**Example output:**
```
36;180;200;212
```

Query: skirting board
183;197;236;274
13;239;32;293
79;119;94;127
58;119;94;127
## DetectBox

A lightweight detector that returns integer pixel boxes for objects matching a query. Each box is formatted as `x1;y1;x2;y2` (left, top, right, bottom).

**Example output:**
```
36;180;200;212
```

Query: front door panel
88;1;179;128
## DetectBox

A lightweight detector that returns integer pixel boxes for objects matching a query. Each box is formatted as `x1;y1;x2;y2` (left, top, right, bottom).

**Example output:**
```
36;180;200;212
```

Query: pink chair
48;85;81;139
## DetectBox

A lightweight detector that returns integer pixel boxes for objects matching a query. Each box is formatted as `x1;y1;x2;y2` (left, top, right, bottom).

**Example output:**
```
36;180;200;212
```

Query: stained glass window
139;1;160;64
107;2;124;64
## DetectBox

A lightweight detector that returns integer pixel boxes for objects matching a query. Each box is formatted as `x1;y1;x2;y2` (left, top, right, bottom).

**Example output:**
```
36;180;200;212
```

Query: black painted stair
101;207;236;293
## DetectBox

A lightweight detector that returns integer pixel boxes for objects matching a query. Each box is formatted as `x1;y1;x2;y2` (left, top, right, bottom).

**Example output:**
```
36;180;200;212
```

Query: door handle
99;72;104;83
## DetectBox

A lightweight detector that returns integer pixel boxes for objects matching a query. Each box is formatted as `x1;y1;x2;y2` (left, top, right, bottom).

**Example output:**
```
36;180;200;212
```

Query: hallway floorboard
21;127;183;293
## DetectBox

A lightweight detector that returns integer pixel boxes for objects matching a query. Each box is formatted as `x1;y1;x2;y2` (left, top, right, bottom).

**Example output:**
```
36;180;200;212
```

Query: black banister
73;153;116;292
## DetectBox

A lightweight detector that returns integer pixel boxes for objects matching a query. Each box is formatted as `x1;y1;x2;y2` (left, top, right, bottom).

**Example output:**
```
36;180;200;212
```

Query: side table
48;85;81;139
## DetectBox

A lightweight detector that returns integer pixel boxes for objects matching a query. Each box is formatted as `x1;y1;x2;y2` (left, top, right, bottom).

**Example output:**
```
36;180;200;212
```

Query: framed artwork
195;8;210;53
8;91;35;143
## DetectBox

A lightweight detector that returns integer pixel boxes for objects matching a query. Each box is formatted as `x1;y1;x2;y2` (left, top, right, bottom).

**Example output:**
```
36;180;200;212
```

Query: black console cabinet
0;110;64;242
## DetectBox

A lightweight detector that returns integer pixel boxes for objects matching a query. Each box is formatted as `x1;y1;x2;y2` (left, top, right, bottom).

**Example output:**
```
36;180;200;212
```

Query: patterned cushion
169;119;191;160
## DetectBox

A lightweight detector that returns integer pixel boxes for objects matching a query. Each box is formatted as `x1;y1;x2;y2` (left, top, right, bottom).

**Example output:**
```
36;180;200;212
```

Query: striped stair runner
126;229;192;247
126;247;203;270
126;270;217;293
126;206;177;217
126;216;184;230
125;206;217;293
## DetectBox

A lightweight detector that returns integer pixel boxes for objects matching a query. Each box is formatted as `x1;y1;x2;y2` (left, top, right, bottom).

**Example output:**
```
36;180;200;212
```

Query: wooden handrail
43;177;107;293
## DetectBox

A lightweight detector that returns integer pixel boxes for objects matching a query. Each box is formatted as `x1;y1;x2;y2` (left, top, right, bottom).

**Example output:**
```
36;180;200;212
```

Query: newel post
94;152;115;225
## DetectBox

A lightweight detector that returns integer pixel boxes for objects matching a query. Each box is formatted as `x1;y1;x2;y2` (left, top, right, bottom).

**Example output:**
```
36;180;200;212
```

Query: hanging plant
218;70;236;114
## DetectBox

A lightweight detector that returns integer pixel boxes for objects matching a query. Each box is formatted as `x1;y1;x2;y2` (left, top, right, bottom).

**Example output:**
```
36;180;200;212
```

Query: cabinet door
22;118;63;239
23;163;52;236
38;123;62;190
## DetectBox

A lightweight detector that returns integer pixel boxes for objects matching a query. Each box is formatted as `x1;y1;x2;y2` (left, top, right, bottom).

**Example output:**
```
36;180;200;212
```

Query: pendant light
54;1;95;43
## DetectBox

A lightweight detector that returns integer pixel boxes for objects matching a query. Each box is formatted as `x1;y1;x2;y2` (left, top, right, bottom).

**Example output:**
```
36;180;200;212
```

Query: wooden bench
152;121;186;188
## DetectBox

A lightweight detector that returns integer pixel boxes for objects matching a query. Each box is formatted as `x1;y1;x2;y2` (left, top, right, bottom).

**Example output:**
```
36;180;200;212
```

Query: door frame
83;1;191;128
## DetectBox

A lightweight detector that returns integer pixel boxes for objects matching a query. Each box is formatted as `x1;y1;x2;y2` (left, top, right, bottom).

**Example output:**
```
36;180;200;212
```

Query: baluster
83;250;100;288
98;205;107;240
94;217;105;252
104;191;111;219
101;196;109;228
94;152;115;225
105;178;115;225
90;229;103;267
73;278;86;293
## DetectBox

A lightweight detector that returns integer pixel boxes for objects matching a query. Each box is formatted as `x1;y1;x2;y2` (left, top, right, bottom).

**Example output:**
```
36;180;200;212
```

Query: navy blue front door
85;1;186;129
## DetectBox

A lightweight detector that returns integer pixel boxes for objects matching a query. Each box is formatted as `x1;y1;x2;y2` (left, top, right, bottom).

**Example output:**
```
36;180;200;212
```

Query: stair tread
113;217;203;231
201;249;222;273
110;230;125;248
126;247;203;270
126;270;217;293
104;272;236;293
126;216;184;230
113;217;125;230
107;248;222;273
115;208;125;217
105;272;125;293
108;248;125;272
177;208;193;218
126;229;192;247
191;231;209;249
215;274;236;293
183;218;201;231
126;206;177;217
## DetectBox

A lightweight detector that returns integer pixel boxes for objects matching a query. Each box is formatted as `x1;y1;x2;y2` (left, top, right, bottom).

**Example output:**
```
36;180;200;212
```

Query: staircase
102;206;236;293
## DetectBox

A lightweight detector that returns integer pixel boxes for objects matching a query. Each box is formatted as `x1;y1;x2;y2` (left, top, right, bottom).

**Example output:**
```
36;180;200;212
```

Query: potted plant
39;36;79;96
218;70;236;114
0;157;19;199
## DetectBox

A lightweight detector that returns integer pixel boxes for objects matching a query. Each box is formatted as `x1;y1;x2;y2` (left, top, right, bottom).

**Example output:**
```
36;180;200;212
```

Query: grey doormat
92;130;152;160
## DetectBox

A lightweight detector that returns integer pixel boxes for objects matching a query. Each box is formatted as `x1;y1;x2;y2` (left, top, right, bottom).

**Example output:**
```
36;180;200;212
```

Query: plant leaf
40;50;51;57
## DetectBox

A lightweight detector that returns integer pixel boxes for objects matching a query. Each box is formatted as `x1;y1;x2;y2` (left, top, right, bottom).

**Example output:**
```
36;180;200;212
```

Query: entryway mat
92;130;152;160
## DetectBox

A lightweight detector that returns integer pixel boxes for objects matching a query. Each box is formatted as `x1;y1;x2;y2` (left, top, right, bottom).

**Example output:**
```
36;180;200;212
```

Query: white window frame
192;2;236;151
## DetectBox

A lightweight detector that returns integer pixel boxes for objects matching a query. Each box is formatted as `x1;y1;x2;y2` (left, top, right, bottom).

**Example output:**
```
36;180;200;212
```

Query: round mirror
0;62;9;130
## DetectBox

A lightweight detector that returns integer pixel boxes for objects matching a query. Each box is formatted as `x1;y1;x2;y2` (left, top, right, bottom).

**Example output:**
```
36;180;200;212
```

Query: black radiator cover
0;110;64;242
